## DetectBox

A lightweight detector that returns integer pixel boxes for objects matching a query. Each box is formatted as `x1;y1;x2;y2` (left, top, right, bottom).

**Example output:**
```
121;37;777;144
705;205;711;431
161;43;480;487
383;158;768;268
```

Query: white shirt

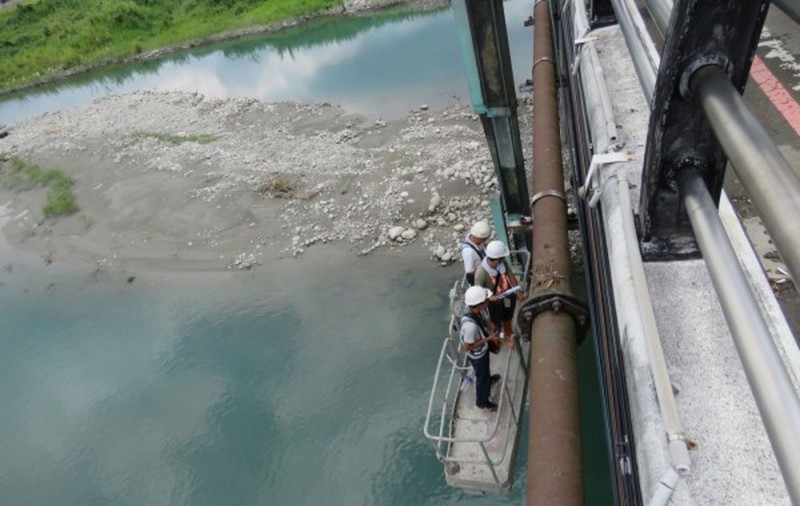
460;311;489;359
461;236;485;274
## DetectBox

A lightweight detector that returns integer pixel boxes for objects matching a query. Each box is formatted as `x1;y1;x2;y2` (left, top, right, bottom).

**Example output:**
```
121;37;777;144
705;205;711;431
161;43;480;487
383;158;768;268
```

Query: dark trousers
469;352;491;407
488;298;516;329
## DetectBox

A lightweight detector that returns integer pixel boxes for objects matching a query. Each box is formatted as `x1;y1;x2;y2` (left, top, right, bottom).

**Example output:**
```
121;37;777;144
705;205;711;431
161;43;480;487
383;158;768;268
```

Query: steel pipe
608;0;659;102
679;170;800;505
642;0;672;36
692;65;800;288
773;0;800;24
527;0;583;503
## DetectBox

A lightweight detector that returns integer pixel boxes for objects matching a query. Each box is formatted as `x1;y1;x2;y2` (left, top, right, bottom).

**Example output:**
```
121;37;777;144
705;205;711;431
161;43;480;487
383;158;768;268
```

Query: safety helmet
485;240;509;259
464;286;492;307
470;220;491;239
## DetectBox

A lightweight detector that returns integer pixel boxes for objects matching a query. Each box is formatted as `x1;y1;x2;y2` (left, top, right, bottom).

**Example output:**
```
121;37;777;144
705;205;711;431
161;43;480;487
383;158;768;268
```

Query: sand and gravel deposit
0;91;533;273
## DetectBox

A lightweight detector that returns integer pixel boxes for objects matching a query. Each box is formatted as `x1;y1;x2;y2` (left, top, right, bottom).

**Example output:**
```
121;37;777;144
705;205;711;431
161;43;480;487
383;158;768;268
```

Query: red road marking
750;55;800;138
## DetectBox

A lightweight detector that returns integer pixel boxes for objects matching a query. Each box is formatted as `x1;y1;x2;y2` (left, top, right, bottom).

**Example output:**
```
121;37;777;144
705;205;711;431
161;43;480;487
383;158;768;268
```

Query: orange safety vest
491;269;513;295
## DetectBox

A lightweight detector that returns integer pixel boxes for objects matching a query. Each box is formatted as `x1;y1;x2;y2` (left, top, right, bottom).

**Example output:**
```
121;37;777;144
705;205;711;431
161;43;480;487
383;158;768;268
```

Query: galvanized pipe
692;65;800;288
641;0;672;36
527;1;583;504
608;0;659;102
773;0;800;24
679;170;800;505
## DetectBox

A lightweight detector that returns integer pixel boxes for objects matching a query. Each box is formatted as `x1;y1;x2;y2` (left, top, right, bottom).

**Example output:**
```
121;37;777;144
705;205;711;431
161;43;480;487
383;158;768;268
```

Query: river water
0;1;534;124
0;1;612;504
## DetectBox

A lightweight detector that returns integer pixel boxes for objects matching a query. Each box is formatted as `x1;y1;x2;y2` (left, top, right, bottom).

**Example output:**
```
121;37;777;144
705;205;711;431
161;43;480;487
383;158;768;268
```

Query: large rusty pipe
527;1;583;504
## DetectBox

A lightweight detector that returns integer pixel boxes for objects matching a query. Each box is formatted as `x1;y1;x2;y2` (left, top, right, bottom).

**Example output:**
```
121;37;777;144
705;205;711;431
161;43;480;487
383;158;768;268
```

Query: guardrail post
637;0;769;260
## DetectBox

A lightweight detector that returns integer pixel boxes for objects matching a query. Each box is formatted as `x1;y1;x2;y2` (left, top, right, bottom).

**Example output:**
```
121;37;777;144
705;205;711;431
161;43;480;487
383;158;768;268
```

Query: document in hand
497;285;522;298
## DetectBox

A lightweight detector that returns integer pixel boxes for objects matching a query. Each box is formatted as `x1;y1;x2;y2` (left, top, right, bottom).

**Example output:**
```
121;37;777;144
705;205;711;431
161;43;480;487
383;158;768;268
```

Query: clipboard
496;285;522;299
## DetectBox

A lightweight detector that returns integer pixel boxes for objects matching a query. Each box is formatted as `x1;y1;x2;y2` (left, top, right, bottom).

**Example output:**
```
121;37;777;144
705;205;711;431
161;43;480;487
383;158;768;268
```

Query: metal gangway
423;251;530;493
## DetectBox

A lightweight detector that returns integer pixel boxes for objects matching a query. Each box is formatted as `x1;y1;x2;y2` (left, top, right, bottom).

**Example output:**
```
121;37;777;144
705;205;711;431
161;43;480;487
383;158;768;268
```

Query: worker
474;240;522;347
460;286;502;412
461;220;491;285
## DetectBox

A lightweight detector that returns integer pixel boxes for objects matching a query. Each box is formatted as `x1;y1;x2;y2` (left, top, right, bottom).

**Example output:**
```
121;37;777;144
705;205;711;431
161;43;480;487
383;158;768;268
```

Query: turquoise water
0;257;610;505
0;250;534;505
0;0;614;503
0;1;533;124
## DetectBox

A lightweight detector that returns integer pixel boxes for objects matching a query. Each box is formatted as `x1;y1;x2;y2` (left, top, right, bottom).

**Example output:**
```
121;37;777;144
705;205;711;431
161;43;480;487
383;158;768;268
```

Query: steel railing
609;0;800;501
422;250;530;483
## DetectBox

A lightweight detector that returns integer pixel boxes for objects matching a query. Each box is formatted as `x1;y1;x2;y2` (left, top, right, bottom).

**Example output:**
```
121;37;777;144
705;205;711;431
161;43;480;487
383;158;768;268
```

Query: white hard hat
465;286;492;307
470;220;491;239
486;240;509;259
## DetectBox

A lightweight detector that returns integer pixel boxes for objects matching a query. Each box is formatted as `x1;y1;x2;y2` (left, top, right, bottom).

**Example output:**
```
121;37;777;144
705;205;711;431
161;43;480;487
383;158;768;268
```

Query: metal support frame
637;0;769;259
589;0;616;24
452;0;531;221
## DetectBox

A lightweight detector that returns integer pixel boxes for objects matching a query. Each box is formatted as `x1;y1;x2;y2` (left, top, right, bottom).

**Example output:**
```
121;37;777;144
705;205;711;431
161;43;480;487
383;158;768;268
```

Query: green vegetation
0;0;341;91
2;156;78;217
134;130;216;145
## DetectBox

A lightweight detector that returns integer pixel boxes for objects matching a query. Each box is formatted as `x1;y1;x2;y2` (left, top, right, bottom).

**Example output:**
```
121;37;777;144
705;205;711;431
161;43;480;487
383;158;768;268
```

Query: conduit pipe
679;170;800;505
527;0;583;503
617;178;691;506
573;0;693;490
572;0;618;152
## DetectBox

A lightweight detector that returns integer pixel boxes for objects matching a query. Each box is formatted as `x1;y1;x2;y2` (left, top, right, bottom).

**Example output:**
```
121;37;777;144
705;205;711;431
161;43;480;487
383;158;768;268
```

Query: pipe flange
530;189;566;207
515;292;589;344
679;55;733;99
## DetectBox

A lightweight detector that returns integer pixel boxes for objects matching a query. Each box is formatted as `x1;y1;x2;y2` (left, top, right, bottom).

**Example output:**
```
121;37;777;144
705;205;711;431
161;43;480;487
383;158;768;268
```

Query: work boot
479;401;498;412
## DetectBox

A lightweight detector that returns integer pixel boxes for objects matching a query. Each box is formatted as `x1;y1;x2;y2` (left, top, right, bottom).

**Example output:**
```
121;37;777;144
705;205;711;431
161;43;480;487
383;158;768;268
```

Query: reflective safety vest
460;310;489;360
490;266;513;295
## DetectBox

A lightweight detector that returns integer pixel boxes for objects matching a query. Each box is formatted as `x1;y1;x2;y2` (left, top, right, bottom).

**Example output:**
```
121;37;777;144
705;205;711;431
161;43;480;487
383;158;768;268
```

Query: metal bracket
571;52;583;77
577;151;635;205
574;36;600;46
533;56;555;71
530;189;566;207
515;292;589;344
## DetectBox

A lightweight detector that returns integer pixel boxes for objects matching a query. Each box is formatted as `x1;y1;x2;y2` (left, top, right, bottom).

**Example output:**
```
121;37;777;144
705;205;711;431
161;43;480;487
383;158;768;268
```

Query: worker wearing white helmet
460;286;502;412
460;220;491;285
474;240;522;347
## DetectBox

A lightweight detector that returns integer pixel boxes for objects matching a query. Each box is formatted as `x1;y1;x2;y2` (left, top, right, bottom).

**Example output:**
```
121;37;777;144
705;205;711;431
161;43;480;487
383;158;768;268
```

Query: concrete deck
589;23;800;505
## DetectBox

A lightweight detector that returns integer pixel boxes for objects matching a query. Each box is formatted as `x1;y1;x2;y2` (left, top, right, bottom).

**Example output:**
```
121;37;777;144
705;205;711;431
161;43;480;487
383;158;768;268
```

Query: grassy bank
0;0;341;92
2;156;78;217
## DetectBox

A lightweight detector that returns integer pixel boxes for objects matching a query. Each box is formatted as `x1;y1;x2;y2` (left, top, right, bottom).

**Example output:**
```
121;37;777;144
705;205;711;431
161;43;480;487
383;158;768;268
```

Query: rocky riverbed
0;91;533;273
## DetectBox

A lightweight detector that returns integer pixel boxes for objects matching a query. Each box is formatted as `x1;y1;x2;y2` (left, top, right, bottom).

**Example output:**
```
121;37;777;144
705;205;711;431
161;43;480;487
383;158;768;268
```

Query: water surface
0;250;533;505
0;1;533;123
0;1;614;502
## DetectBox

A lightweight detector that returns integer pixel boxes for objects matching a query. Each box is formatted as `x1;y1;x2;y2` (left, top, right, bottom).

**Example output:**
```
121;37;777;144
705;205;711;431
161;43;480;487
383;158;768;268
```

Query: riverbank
0;91;532;276
0;0;448;96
